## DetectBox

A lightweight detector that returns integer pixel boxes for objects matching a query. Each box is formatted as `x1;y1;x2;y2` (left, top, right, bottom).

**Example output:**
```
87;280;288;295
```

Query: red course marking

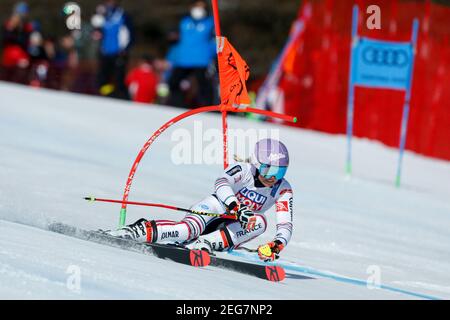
265;266;286;282
189;250;211;267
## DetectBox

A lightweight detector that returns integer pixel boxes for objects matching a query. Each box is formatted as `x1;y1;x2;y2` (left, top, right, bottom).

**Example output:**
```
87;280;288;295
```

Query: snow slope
1;82;449;299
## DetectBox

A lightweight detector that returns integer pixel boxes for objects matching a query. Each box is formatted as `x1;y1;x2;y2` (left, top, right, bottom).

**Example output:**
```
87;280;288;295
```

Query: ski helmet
253;138;289;180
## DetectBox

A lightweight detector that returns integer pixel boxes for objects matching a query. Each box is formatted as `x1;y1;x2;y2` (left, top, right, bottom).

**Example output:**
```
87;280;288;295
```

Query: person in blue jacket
167;0;216;108
96;0;134;99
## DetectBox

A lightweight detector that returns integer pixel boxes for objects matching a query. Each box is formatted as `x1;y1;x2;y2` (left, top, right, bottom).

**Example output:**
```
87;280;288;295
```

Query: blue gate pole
396;19;419;187
346;5;359;176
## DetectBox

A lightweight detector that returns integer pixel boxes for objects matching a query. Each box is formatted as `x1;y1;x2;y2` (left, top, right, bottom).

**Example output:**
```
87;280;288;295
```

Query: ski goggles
259;164;288;180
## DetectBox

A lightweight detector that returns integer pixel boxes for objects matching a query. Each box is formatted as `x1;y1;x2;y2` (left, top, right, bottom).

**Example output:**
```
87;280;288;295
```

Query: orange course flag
216;36;251;108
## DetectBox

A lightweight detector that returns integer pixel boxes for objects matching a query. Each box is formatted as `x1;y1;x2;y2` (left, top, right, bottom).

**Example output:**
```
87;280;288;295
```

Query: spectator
125;55;158;104
58;34;79;91
69;16;99;94
27;29;50;87
167;0;216;108
163;29;180;83
96;0;134;99
42;36;61;89
152;30;180;104
1;1;33;84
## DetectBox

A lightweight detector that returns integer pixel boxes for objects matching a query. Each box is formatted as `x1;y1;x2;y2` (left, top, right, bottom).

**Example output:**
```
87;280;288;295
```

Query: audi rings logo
362;46;409;67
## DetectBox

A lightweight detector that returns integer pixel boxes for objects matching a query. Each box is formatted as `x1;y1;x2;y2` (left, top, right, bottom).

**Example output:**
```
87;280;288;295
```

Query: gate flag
216;36;251;108
352;38;414;90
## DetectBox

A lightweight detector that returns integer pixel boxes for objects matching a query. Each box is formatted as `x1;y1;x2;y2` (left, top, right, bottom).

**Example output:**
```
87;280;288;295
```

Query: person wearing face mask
167;0;216;108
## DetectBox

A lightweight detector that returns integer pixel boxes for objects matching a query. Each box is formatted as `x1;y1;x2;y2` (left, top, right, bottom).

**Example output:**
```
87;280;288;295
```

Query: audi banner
351;38;414;91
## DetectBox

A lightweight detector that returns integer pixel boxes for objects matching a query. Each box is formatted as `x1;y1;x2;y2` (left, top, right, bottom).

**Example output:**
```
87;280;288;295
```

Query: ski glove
257;240;285;262
228;201;256;231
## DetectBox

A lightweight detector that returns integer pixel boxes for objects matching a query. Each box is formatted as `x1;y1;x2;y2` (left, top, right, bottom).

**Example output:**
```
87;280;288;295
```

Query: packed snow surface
1;82;449;299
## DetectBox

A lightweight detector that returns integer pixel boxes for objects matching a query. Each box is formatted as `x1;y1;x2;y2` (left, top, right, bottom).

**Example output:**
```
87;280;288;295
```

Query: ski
209;255;286;282
48;222;210;267
48;222;284;281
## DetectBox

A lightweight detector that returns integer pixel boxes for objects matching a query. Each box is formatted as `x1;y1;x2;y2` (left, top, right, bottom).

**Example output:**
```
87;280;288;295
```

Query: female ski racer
106;138;293;262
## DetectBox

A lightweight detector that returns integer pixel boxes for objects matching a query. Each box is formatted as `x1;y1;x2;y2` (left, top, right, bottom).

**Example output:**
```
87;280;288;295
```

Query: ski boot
102;218;157;243
186;238;214;254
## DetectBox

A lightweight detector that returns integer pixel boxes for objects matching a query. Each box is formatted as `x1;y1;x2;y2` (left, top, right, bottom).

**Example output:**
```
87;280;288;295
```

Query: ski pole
84;197;238;220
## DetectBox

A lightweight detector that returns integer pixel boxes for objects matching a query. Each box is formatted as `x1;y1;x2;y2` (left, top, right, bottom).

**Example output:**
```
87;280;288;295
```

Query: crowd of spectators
0;0;219;108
